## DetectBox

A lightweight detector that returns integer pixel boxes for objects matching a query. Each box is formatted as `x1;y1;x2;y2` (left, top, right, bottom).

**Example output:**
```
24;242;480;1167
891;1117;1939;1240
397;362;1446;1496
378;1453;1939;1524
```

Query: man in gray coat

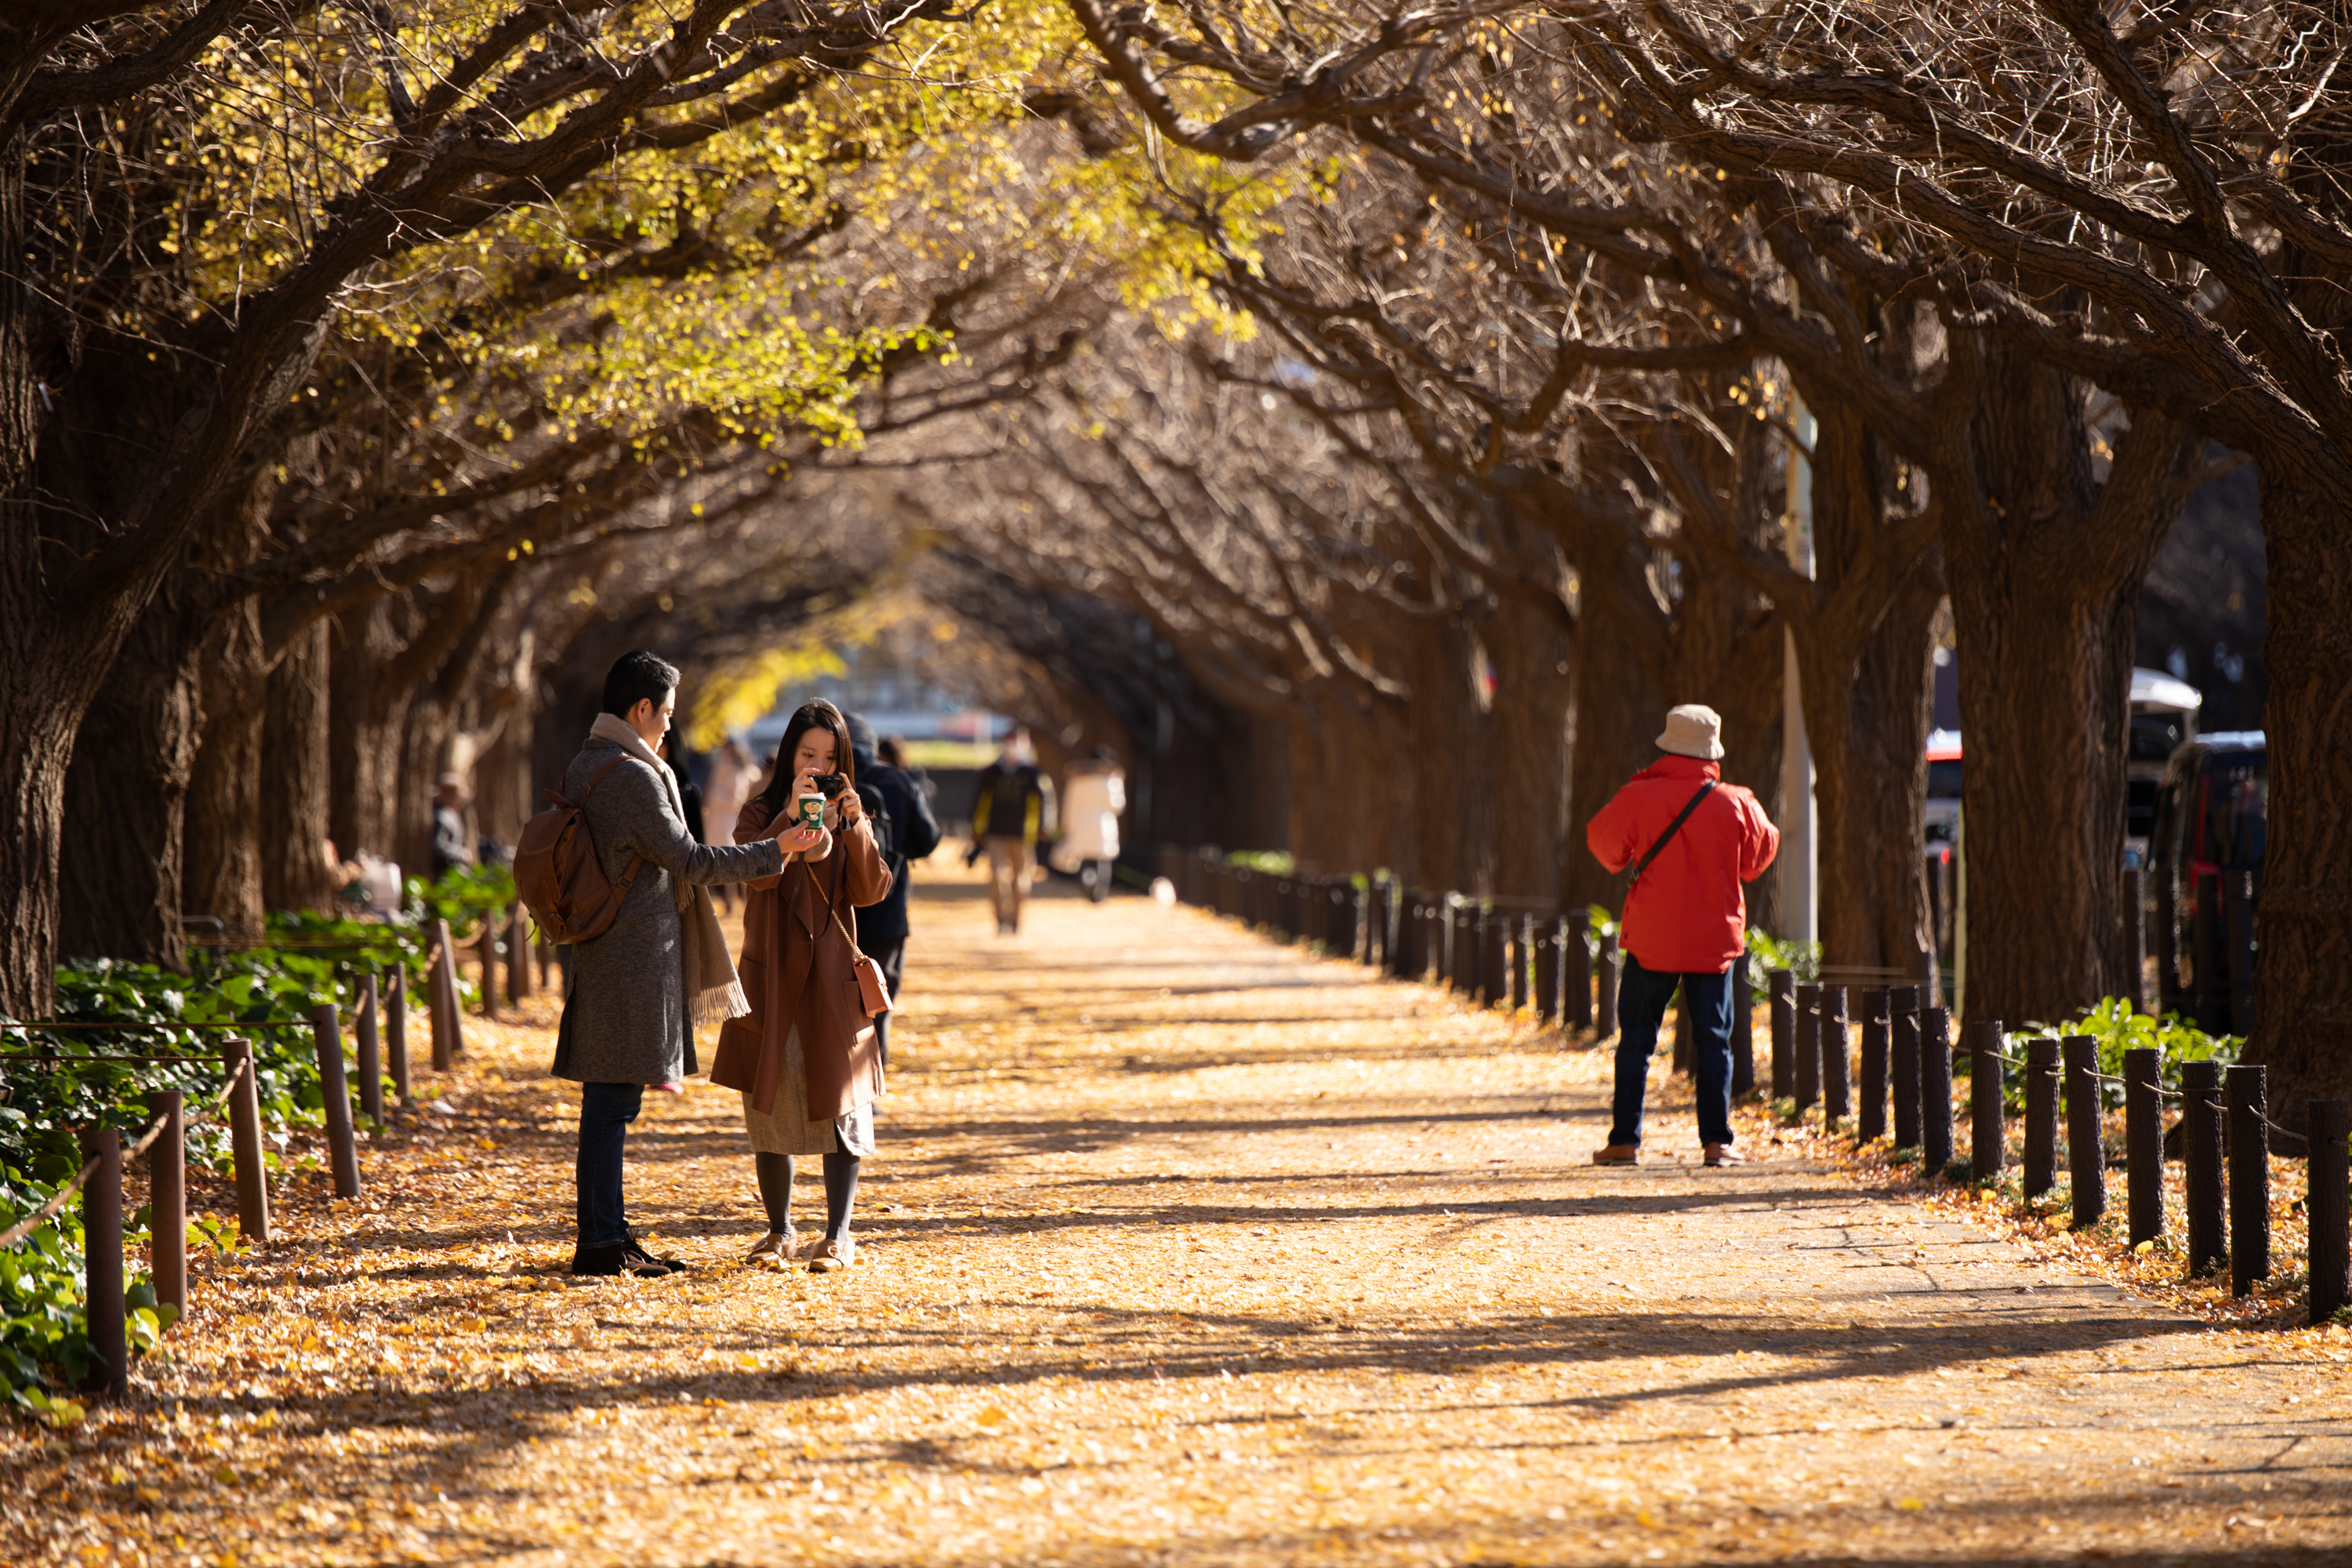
557;651;815;1276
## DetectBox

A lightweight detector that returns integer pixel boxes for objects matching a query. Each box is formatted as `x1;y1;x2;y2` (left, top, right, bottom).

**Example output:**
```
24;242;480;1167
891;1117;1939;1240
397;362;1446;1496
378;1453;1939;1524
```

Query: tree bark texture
263;619;339;913
1483;587;1572;904
2246;464;2352;1116
1559;585;1662;916
1795;397;1940;981
182;606;270;937
1939;342;2203;1025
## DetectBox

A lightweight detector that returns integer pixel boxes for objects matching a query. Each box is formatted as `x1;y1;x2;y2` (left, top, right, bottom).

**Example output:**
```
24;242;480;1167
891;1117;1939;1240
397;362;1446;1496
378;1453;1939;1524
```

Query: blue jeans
1609;954;1737;1148
575;1082;644;1247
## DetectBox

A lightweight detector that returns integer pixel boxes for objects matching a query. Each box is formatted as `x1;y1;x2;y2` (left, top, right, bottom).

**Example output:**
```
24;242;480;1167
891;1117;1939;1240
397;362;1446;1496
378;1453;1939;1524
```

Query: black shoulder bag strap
1628;780;1718;891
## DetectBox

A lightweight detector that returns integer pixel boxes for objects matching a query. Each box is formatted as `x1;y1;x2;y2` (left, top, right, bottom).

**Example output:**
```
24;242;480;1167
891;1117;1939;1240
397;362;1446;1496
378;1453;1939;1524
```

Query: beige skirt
741;1024;874;1156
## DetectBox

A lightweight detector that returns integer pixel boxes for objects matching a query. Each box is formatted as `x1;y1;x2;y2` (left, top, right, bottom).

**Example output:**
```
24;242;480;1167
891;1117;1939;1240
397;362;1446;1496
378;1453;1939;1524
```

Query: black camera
812;772;848;797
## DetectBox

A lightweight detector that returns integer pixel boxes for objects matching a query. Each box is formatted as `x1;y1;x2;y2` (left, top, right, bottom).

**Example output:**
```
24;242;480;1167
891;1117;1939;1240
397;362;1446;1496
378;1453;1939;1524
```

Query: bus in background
2126;667;2203;861
2149;730;2265;1034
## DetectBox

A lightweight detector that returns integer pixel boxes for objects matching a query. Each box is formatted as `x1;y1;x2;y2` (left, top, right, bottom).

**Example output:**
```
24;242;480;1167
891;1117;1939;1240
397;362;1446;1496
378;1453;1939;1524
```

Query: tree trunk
57;597;205;967
331;598;419;872
1941;346;2203;1025
1795;398;1941;981
1559;595;1662;916
263;619;339;913
1408;608;1493;894
1483;587;1572;904
183;606;270;937
2244;463;2352;1117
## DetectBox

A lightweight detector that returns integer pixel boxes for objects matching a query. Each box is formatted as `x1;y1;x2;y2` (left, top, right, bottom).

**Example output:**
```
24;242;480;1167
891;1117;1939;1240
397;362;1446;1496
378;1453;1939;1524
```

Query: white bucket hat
1656;704;1725;761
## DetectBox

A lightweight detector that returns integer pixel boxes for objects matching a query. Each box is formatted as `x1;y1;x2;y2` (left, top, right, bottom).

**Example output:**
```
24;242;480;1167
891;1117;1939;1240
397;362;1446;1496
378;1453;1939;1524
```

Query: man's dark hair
601;650;681;718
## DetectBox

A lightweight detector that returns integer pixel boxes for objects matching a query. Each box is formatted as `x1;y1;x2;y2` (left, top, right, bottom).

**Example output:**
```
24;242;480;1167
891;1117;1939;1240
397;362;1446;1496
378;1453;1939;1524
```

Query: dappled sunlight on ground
5;855;2350;1565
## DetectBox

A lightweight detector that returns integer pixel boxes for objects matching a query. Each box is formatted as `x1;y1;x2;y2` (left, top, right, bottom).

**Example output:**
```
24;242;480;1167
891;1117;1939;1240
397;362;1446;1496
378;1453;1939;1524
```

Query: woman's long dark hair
753;699;855;818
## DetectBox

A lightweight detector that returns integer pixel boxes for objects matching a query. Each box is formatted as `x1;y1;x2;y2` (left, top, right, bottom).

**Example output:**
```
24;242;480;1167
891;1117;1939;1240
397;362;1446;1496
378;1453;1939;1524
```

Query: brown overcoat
710;796;893;1119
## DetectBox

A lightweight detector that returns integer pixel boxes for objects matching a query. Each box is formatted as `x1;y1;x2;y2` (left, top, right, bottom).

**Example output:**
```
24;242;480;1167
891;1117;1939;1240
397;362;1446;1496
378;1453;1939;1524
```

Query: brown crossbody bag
809;838;893;1018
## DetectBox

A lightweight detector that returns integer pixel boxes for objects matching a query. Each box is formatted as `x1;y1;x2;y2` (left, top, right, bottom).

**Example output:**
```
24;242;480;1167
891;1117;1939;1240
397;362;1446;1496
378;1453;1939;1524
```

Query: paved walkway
7;862;2351;1566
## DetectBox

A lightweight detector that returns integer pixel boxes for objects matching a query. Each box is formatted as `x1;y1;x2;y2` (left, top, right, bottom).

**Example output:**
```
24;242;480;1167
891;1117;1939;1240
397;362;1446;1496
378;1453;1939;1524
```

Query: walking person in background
430;773;473;879
555;652;791;1276
1584;704;1778;1169
968;728;1053;935
846;713;940;1066
713;700;893;1272
1051;746;1126;902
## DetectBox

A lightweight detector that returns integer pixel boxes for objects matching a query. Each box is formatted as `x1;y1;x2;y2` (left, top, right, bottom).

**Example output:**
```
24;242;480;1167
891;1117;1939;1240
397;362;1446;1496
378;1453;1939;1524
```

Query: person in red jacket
1584;704;1780;1167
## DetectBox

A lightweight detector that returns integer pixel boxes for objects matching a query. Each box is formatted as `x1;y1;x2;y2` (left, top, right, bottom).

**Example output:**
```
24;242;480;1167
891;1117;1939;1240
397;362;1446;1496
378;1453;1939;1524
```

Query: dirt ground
6;855;2351;1566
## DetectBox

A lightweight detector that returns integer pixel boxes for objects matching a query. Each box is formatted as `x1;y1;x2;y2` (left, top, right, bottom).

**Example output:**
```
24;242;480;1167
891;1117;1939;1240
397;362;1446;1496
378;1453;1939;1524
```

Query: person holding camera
710;699;893;1272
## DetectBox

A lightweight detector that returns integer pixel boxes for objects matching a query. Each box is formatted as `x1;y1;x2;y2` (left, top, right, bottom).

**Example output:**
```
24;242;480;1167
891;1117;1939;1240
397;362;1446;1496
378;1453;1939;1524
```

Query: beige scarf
586;712;751;1031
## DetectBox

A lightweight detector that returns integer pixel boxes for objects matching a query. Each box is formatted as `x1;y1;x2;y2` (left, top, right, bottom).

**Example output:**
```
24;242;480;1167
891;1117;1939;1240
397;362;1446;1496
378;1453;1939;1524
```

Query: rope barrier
1;1053;226;1063
0;1058;249;1251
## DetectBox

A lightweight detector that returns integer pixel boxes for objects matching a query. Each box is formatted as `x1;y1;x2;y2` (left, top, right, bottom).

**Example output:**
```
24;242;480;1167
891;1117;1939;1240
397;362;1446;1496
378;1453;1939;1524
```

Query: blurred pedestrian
1584;704;1778;1169
703;737;757;913
430;773;473;879
1051;746;1126;902
968;728;1053;935
845;712;941;1066
555;651;786;1276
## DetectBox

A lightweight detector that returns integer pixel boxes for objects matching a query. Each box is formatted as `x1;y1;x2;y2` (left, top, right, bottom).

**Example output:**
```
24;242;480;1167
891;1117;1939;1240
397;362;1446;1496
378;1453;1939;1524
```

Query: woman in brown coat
711;699;893;1272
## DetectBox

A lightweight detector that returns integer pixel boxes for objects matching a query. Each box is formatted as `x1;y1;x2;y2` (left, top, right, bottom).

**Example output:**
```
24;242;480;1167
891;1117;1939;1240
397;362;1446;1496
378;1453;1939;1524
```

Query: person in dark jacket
1584;704;1779;1169
845;713;941;1065
430;774;473;879
969;728;1054;934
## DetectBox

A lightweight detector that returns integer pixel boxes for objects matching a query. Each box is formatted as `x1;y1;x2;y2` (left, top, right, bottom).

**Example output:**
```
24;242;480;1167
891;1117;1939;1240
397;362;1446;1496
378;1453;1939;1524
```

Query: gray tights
753;1150;861;1240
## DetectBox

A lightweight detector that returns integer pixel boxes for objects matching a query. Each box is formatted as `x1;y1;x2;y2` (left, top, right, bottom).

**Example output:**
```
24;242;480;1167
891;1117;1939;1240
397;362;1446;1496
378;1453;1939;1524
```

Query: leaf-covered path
9;862;2352;1566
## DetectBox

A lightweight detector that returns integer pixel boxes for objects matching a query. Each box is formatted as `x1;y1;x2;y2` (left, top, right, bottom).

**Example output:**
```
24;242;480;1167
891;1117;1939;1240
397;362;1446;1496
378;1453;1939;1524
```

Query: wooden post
1769;969;1795;1101
1567;925;1593;1030
1820;985;1850;1127
1858;988;1890;1142
478;913;502;1020
78;1127;126;1399
2190;874;2221;1033
1535;919;1563;1025
2024;1037;2061;1200
2121;864;2147;1014
508;898;533;1001
385;966;411;1104
1730;954;1755;1098
1890;986;1922;1150
1512;914;1531;1013
2309;1099;2350;1327
2124;1047;2165;1248
2155;861;2181;1014
1480;913;1508;1008
144;1090;186;1317
1921;1006;1955;1175
2227;1064;2270;1295
1969;1022;2005;1181
1793;982;1820;1113
222;1037;271;1246
1595;932;1620;1039
2181;1059;2227;1279
310;1003;363;1199
355;972;383;1131
2064;1036;2107;1229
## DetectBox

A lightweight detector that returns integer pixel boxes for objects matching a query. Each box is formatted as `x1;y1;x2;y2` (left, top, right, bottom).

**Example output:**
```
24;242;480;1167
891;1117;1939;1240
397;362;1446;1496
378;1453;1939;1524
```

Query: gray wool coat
552;736;784;1085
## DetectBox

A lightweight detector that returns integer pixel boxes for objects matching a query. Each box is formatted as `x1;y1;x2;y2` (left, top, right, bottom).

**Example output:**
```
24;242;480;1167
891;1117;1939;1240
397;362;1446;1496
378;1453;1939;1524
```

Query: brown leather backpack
514;756;643;945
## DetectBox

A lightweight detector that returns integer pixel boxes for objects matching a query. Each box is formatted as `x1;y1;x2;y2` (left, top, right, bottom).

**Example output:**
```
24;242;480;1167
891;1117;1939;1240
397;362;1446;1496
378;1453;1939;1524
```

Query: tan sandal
744;1229;797;1265
808;1235;858;1273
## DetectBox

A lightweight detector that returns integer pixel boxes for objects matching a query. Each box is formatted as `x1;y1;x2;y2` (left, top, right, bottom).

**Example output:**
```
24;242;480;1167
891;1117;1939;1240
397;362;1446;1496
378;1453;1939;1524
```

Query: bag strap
579;753;643;891
1629;781;1718;890
806;830;866;956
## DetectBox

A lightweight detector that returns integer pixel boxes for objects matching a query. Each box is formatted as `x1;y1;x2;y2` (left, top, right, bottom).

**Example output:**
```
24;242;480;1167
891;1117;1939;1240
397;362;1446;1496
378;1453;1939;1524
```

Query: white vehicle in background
1921;666;2200;858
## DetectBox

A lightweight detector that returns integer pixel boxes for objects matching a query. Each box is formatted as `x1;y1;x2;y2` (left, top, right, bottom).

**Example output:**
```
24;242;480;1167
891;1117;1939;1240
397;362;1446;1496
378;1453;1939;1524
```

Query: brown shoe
1704;1143;1747;1167
1591;1144;1640;1166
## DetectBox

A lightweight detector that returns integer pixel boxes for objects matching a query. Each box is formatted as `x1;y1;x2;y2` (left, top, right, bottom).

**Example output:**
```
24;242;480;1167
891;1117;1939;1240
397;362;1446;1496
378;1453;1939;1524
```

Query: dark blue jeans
1609;953;1737;1149
575;1081;645;1247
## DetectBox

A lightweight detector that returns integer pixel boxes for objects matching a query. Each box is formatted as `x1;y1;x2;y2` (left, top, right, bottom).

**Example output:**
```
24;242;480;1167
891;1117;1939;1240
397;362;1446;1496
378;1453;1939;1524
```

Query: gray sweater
553;736;783;1084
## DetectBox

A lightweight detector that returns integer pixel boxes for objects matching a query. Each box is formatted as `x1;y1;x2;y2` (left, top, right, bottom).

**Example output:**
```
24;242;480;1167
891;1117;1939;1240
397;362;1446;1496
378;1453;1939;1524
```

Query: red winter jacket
1585;754;1780;974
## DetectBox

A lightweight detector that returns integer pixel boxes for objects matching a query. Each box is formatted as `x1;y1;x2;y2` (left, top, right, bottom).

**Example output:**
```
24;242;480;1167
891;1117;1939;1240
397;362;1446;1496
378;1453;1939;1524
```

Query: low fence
1;921;483;1402
1152;847;2348;1327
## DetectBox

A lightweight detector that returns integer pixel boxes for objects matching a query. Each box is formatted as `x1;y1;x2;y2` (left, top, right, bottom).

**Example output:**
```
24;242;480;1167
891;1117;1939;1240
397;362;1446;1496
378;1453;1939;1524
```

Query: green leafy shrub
2003;998;2242;1109
1222;851;1295;876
